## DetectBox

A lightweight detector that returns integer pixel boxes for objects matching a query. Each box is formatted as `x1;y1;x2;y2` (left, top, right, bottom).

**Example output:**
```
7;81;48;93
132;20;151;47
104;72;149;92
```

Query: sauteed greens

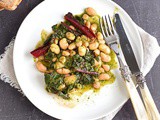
31;7;118;99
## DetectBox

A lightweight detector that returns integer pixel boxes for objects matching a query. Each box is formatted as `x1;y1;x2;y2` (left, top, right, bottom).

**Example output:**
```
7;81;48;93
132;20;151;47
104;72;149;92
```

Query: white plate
13;0;143;119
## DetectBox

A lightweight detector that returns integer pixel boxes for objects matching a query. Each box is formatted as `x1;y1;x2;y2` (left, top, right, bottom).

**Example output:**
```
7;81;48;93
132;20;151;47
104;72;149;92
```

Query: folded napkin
0;25;160;119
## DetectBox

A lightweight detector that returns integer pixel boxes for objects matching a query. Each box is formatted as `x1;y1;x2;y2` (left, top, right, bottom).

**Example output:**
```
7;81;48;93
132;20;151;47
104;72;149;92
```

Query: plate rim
13;0;144;119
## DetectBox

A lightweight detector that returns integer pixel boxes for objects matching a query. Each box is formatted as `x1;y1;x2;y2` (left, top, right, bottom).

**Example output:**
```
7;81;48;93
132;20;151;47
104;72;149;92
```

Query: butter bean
89;42;99;50
59;56;66;64
83;41;89;47
68;43;76;50
102;64;110;72
94;59;101;66
85;7;97;16
36;62;47;73
64;75;77;85
78;46;86;56
56;68;70;74
97;32;103;40
69;25;75;30
93;82;100;89
38;56;44;60
66;32;75;40
94;49;100;56
70;50;76;56
85;21;91;28
98;39;105;44
82;14;89;20
52;57;57;62
63;68;71;74
55;62;64;69
91;24;97;32
100;52;111;62
57;84;66;91
98;73;110;80
50;44;60;54
99;44;111;54
99;67;105;73
59;38;68;50
62;50;70;56
76;40;82;47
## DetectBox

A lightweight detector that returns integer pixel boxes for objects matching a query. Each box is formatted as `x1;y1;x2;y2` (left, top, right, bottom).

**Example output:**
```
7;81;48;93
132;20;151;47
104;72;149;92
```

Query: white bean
85;21;91;28
76;40;82;47
70;50;76;56
78;46;87;56
56;68;70;74
102;64;110;72
50;44;60;54
66;32;75;40
85;7;97;16
100;52;111;62
97;32;103;40
68;43;76;50
59;38;68;50
59;56;66;64
93;82;100;89
64;75;77;85
62;50;70;56
99;44;111;54
94;59;101;66
55;62;64;69
36;62;47;73
98;73;110;80
89;42;99;50
91;24;97;32
57;84;66;90
69;25;75;30
52;57;57;62
99;67;105;73
82;14;89;20
94;49;100;56
83;41;89;47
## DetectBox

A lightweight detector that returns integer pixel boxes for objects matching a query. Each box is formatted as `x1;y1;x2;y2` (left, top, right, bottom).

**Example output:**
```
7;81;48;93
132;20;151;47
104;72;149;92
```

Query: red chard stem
30;45;49;58
64;12;96;39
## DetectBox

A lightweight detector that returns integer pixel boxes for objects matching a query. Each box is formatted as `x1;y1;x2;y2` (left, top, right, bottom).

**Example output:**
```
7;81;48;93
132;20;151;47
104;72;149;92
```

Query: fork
100;15;149;120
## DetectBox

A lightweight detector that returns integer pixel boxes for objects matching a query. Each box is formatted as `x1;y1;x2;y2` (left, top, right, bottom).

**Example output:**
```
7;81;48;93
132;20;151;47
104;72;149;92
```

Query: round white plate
13;0;143;119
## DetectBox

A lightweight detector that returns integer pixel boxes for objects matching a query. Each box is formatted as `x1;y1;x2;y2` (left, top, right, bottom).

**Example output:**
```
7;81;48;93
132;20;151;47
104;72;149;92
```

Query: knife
115;14;160;120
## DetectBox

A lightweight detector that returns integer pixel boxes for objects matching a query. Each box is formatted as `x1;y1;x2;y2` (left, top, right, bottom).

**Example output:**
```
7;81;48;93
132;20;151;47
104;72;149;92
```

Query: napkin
0;25;160;119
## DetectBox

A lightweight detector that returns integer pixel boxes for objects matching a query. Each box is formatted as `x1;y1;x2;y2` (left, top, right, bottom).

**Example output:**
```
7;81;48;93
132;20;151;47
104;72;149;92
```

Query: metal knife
115;14;160;120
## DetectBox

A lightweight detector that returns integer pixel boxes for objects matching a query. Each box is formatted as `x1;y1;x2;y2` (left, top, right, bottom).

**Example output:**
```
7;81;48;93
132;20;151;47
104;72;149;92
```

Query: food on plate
31;7;118;100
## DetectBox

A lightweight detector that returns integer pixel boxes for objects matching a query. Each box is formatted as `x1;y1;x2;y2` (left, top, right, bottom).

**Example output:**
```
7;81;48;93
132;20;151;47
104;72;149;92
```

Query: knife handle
125;81;149;120
137;75;160;120
118;57;148;120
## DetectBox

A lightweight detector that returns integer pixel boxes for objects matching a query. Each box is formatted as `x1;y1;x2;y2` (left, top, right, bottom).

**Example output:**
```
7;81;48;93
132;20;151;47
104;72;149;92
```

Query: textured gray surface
0;0;160;120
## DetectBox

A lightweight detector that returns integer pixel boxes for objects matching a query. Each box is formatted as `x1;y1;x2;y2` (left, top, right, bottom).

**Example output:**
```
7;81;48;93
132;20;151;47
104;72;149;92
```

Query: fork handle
139;83;160;120
118;57;148;120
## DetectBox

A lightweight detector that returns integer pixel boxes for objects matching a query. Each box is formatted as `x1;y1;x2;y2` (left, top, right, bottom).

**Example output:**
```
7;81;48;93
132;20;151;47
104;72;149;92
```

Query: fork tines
100;15;116;36
100;15;117;45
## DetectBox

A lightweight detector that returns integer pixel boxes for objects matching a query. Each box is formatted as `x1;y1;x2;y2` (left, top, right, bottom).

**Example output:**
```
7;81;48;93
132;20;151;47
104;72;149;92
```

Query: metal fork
100;15;149;120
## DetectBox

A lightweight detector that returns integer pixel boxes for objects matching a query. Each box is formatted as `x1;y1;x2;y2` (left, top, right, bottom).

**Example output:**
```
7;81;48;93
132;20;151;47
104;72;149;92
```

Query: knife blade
115;14;140;75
